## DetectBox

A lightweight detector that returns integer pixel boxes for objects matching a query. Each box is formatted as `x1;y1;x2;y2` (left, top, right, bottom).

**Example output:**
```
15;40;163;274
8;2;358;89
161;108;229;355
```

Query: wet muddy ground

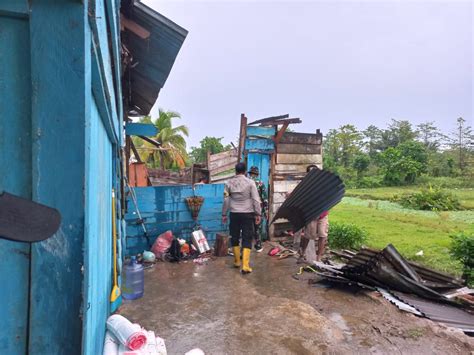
121;244;474;354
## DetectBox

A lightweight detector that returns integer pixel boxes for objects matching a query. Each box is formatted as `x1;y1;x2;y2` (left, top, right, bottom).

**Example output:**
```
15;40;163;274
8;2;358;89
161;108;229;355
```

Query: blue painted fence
125;184;227;255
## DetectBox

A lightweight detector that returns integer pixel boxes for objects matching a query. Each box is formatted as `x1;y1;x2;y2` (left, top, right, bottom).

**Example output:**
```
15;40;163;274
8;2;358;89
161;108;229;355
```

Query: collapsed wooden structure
207;113;324;239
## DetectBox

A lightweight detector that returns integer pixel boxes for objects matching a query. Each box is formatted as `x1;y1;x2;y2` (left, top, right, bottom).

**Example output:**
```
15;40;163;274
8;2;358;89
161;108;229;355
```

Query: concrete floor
120;244;474;355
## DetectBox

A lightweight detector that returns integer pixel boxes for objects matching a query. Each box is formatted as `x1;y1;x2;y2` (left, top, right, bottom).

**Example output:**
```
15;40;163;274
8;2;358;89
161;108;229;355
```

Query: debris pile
313;244;474;334
104;314;205;355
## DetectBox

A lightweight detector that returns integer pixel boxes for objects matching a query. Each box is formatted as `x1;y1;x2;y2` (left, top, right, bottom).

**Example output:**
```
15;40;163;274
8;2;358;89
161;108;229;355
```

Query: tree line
324;117;474;187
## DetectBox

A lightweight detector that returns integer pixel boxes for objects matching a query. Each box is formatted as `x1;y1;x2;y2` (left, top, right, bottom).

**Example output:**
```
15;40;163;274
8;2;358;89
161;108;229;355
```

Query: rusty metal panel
129;162;149;187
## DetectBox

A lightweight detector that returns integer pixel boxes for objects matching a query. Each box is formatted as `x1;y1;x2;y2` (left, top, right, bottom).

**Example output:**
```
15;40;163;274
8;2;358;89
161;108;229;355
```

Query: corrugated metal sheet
124;1;188;115
392;292;474;333
271;168;345;231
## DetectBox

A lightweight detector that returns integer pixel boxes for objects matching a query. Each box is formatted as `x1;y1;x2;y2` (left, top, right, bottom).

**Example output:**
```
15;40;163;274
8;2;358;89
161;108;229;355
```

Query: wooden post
214;233;229;257
237;113;247;163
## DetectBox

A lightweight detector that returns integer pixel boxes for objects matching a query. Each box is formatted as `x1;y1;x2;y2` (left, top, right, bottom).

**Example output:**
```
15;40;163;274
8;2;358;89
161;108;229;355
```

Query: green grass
346;186;474;210
331;197;474;275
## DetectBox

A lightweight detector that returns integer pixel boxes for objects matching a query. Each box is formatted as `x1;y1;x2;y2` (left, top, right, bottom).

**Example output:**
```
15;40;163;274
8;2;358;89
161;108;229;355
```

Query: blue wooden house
0;1;186;353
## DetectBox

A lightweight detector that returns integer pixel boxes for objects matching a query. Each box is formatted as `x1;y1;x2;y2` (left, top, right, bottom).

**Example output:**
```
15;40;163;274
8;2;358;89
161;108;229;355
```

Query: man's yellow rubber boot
242;248;253;274
233;246;241;268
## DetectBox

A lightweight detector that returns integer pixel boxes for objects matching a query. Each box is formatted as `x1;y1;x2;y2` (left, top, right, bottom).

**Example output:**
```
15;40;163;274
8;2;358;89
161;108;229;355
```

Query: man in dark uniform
248;166;268;252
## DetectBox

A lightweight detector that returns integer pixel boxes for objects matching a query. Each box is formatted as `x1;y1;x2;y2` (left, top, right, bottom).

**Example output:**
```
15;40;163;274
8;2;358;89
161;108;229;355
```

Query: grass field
330;197;474;275
346;186;474;210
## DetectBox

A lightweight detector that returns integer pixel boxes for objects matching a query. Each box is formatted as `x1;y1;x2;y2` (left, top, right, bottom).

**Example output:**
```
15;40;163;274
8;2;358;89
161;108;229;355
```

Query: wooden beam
237;114;247;163
138;135;161;149
273;121;290;145
120;14;150;39
129;139;142;163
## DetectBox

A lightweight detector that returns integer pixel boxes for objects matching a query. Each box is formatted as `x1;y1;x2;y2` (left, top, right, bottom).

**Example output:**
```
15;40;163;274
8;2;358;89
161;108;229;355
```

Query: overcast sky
144;0;473;148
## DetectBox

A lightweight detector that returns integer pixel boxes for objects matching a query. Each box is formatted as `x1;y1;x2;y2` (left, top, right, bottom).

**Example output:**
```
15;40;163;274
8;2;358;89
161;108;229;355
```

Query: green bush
450;233;474;286
397;187;461;211
416;176;474;189
356;176;384;188
328;222;368;250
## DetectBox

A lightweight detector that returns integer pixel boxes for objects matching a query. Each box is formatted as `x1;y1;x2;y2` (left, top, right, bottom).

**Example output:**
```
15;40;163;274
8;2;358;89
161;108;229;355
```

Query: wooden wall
208;149;238;183
270;131;323;236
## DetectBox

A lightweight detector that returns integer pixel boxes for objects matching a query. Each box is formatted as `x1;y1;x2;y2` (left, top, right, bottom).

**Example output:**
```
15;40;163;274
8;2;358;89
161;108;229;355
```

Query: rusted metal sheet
276;153;322;165
272;168;345;231
277;143;322;155
129;162;150;187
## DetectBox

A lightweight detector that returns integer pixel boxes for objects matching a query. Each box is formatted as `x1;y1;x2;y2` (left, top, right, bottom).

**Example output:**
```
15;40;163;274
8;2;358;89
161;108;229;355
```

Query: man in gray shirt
222;162;262;273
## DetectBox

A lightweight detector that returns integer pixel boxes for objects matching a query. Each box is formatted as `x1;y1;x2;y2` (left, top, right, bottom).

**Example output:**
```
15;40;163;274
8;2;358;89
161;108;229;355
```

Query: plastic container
122;256;144;300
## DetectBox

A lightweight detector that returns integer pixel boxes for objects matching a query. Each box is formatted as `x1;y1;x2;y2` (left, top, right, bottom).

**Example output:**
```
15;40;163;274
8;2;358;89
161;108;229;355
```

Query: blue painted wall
0;13;31;355
0;1;122;354
83;98;113;354
125;184;227;255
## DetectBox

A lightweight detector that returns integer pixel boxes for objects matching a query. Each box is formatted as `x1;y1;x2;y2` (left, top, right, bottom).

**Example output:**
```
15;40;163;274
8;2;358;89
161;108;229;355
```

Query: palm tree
134;109;189;169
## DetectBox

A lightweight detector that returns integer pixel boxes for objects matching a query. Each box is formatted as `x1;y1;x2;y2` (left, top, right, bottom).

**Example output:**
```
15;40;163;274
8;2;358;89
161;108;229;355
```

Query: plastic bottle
122;256;144;300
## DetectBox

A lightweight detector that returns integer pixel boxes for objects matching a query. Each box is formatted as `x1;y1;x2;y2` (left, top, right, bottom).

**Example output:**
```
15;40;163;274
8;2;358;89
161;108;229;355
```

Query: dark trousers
229;212;254;249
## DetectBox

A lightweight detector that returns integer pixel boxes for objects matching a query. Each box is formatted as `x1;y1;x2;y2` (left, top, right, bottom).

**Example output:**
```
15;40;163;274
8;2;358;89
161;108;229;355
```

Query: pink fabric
318;211;329;219
126;332;147;351
151;230;174;258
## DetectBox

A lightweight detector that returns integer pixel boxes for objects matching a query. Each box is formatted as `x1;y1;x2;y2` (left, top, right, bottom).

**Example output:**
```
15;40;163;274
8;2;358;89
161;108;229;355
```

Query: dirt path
120;246;473;354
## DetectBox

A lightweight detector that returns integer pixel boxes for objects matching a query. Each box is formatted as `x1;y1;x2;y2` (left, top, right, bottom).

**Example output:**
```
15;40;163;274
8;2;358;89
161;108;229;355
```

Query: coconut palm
135;109;189;169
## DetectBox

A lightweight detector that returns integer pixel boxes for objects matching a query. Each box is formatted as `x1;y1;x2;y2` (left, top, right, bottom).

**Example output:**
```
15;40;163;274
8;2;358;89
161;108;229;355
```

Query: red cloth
126;332;147;350
319;211;329;219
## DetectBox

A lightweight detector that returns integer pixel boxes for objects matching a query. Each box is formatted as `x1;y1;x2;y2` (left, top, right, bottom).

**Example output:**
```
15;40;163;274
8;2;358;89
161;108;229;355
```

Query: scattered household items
106;315;148;351
127;182;150;247
213;233;229;257
271;168;344;232
151;231;174;259
267;242;297;260
111;189;122;312
0;191;61;242
142;251;156;263
105;315;167;355
185;195;205;221
191;229;211;254
122;256;144;300
313;244;474;333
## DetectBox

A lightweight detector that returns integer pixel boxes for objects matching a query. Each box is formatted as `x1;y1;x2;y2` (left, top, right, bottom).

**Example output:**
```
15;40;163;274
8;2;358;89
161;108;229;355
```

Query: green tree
135;109;189;169
380;141;428;184
190;136;232;163
449;117;473;173
363;125;384;158
416;121;446;151
352;154;370;180
381;119;418;149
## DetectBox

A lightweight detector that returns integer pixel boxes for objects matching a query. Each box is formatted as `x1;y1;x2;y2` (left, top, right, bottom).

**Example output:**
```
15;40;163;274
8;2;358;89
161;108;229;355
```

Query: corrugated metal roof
271;168;345;231
123;1;188;115
392;291;474;333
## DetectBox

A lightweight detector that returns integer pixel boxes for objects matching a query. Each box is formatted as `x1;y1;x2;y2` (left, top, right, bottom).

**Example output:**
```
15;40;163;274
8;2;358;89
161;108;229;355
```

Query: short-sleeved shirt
222;175;261;215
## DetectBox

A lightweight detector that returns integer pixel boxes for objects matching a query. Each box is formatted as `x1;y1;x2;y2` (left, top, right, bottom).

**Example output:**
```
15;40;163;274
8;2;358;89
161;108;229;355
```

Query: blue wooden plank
125;184;226;254
0;1;29;17
245;138;274;151
125;122;158;137
246;126;276;137
29;2;88;353
0;15;31;355
83;97;113;354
